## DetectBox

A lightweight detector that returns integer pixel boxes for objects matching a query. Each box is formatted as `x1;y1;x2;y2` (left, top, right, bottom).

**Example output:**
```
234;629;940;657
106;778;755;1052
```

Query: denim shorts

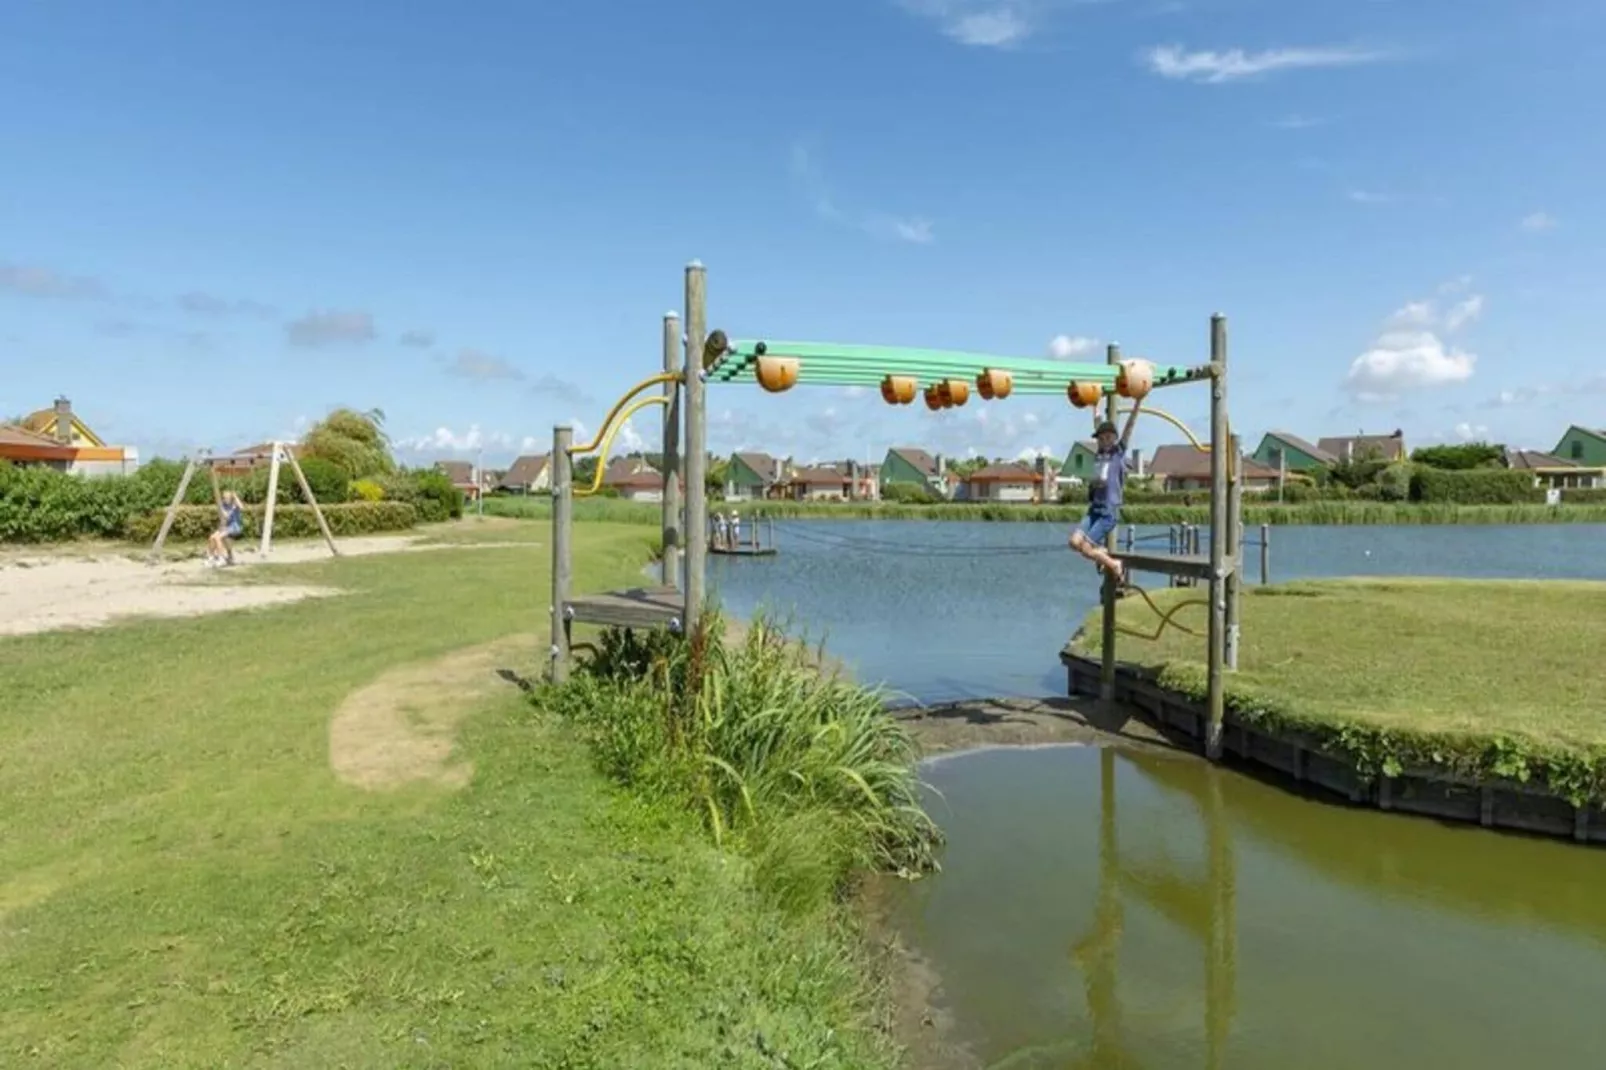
1076;509;1117;546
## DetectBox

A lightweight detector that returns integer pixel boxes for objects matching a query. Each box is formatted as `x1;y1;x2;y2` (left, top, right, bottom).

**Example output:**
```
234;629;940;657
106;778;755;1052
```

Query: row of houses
454;424;1606;506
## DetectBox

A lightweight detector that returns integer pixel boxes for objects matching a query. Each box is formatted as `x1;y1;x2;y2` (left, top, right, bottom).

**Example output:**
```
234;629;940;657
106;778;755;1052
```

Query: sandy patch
328;634;534;790
0;534;534;638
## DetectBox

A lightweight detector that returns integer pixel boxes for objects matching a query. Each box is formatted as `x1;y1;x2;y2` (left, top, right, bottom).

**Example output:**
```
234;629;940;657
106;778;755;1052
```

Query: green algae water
892;744;1606;1069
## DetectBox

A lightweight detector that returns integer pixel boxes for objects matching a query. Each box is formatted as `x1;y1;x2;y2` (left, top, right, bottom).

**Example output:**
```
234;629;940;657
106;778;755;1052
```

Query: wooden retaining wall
1061;652;1606;846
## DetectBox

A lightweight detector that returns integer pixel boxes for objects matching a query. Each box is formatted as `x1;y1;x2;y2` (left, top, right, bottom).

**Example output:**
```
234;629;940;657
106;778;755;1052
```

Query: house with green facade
1554;426;1606;467
1249;432;1335;473
724;451;782;500
1061;440;1098;484
880;447;950;498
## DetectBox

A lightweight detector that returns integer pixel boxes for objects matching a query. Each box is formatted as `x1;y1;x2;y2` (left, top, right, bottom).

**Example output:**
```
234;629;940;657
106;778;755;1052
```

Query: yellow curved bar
572;395;668;497
1117;405;1238;478
571;372;680;455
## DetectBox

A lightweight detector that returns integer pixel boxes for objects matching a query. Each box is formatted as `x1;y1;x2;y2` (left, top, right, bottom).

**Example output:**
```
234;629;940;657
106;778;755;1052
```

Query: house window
1572;440;1584;460
1268;446;1283;467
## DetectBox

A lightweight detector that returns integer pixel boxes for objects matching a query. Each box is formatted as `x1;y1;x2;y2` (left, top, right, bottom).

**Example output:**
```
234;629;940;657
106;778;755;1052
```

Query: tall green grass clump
539;611;942;912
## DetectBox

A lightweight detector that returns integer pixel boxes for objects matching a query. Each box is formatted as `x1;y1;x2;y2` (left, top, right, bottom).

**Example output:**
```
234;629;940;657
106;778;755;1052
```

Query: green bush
408;467;465;522
1561;487;1606;504
1376;461;1415;502
124;501;417;543
539;612;941;909
350;478;384;502
1410;467;1542;504
880;481;938;505
0;462;177;541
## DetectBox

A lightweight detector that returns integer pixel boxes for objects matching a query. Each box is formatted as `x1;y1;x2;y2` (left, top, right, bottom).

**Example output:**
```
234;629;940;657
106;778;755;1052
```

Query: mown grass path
1;521;893;1069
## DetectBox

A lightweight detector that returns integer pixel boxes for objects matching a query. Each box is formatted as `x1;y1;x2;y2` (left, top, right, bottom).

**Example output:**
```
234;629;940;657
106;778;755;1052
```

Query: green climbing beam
708;339;1211;395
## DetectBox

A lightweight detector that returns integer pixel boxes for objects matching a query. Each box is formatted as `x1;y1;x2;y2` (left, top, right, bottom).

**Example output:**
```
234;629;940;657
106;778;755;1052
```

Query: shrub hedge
124;502;418;543
1410;467;1543;504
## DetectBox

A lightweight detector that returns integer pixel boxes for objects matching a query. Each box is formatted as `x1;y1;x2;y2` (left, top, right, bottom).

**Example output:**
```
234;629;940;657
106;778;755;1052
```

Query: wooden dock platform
1114;550;1230;581
563;585;684;630
710;545;777;557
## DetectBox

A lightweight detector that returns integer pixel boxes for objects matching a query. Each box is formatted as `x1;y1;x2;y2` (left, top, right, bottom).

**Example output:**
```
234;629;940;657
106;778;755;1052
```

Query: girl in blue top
1067;398;1143;582
207;490;244;567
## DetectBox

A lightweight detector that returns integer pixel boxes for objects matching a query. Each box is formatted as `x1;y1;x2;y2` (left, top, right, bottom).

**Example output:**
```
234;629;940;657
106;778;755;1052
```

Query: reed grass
540;611;942;911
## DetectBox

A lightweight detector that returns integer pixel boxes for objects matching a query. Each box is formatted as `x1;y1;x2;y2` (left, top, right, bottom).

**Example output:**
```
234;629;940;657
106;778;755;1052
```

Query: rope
1115;581;1205;640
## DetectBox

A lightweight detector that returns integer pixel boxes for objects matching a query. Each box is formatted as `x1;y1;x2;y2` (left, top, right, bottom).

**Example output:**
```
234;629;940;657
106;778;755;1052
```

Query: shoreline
1060;651;1606;846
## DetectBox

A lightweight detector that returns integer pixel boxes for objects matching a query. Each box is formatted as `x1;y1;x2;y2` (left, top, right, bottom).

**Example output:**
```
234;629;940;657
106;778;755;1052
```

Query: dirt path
328;634;534;791
0;534;533;638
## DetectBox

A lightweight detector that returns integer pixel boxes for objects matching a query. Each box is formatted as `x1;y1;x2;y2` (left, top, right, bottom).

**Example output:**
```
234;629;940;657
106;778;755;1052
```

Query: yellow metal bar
571;372;680;455
1118;406;1237;477
572;395;668;497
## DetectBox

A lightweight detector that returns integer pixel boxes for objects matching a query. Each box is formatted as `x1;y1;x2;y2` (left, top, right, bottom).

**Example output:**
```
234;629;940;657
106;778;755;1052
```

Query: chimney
53;396;73;445
1129;448;1143;476
1346;440;1355;461
936;454;946;478
846;459;859;501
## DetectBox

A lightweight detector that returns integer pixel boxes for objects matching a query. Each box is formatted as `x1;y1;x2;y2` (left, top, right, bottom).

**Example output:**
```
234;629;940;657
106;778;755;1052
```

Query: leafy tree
300;407;394;480
1410;442;1505;470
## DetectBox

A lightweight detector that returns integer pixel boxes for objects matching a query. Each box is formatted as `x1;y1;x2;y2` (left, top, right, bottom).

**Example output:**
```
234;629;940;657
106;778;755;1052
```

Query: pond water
710;521;1606;705
898;744;1606;1069
707;521;1606;1068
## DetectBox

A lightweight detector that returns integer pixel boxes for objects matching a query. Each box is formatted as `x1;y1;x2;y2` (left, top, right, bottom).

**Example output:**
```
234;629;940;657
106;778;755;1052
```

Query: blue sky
3;0;1602;468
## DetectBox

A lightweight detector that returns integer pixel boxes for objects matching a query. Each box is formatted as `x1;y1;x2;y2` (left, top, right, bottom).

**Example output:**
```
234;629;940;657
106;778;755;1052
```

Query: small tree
300;407;395;480
1410;442;1505;470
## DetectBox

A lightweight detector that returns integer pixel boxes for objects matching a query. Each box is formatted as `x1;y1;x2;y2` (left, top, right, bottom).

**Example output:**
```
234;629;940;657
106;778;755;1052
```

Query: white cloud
1452;421;1490;442
1520;211;1558;233
790;141;935;245
1345;286;1485;402
1348;189;1395;205
1144;43;1389;84
896;1;1034;47
1048;334;1100;359
1443;294;1484;331
1268;114;1327;130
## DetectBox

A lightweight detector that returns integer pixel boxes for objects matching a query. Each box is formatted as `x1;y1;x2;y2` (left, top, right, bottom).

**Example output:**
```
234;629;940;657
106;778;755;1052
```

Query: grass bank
483;496;1606;526
1071;578;1606;802
0;519;908;1068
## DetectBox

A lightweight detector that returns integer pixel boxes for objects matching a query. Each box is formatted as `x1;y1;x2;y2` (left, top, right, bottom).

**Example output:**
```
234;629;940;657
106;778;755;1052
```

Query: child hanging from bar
1068;397;1143;582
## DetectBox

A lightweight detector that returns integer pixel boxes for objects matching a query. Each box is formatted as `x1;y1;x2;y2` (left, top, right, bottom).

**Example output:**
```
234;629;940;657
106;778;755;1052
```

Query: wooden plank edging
1060;651;1602;846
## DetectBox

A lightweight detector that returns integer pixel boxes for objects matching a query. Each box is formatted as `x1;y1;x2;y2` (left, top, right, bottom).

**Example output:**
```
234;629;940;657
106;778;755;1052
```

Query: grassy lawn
0;521;894;1069
1075;578;1606;788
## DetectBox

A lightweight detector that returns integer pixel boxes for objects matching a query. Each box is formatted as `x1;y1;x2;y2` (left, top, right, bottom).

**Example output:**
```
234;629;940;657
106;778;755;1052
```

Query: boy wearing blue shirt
1068;399;1142;582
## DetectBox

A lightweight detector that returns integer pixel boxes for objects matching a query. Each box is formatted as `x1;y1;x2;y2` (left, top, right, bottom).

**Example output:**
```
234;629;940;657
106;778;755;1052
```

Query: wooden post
661;311;683;588
284;447;340;557
260;442;283;555
148;456;200;561
683;261;708;634
1225;432;1243;671
550;425;573;683
1205;316;1229;760
1259;523;1270;585
1099;342;1120;703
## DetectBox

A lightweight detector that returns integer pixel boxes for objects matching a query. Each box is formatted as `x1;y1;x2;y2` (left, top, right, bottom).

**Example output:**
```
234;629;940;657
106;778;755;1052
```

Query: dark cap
1094;420;1118;437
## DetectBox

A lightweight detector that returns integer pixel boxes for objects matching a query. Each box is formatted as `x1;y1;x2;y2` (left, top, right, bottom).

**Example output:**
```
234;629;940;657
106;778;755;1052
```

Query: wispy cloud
177;291;278;318
286;309;377;347
1520;211;1558;233
399;328;436;348
0;262;107;300
447;348;523;381
895;1;1034;48
1347;188;1396;205
1144;43;1390;84
1344;284;1484;402
790;141;935;245
1047;334;1100;359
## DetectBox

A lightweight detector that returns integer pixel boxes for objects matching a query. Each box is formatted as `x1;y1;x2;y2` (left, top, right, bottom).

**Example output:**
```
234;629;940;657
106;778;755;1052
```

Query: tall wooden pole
1099;342;1121;702
284;447;340;557
1206;316;1229;760
550;425;573;683
260;442;283;555
148;455;200;561
682;261;708;634
1225;432;1242;670
1259;523;1270;585
661;311;683;589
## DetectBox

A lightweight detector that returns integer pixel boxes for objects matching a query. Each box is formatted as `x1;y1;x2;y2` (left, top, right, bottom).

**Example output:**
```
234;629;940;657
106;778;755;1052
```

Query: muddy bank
862;695;1187;1069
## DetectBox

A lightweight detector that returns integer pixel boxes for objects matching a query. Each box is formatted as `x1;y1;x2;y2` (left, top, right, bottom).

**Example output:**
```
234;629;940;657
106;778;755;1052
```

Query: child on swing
1067;398;1143;582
